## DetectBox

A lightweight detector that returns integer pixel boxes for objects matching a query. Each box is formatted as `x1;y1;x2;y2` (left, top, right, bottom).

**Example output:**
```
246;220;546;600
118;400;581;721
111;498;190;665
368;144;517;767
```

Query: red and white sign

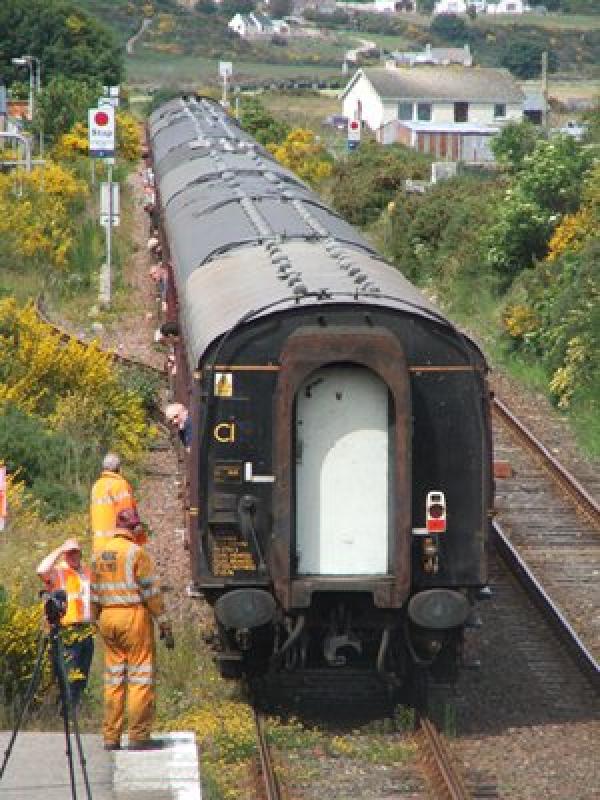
0;464;6;532
347;118;361;143
88;106;116;158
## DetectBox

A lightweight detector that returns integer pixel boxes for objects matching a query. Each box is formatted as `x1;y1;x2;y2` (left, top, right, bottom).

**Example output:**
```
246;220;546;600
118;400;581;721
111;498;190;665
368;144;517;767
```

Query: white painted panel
295;365;389;575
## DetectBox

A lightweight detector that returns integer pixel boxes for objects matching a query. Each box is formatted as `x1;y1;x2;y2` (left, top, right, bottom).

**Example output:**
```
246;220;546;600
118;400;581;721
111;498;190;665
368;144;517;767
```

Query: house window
417;103;432;121
454;102;468;123
494;103;506;118
398;102;413;121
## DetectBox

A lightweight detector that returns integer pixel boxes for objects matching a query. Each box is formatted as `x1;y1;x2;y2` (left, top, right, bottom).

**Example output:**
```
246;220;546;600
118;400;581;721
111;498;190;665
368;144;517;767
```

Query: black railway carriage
148;96;493;691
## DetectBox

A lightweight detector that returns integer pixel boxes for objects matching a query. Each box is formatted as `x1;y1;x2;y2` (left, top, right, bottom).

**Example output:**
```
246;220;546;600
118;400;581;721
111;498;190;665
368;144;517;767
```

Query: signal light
426;491;446;533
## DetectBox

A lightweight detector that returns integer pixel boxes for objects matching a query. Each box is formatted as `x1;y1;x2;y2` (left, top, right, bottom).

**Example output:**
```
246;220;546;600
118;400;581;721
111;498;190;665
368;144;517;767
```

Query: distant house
292;0;337;14
341;65;524;161
433;0;528;12
486;0;529;13
228;12;275;37
389;43;473;67
374;0;417;11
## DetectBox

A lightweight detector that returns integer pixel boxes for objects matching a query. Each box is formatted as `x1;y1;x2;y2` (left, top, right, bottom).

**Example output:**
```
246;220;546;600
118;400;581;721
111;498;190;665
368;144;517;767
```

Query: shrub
327;142;430;227
0;597;50;707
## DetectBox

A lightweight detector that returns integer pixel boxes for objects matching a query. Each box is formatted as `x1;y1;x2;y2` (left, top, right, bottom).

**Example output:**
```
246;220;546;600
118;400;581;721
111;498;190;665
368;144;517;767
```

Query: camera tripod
0;619;93;800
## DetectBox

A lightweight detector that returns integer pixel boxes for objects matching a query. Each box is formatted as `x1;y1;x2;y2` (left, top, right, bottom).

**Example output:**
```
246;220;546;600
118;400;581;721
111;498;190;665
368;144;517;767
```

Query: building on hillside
374;0;417;11
433;0;528;12
342;65;524;131
389;43;473;67
342;65;524;161
228;12;275;37
292;0;337;14
486;0;530;13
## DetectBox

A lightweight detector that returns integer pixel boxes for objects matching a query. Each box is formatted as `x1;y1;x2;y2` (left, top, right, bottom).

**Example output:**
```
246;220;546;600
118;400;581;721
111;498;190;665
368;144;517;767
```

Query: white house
341;65;524;132
486;0;529;13
228;12;275;38
374;0;417;11
433;0;527;12
390;43;473;67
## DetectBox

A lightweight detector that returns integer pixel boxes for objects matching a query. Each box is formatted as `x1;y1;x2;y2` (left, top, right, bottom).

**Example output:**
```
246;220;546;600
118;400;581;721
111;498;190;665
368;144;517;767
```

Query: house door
295;365;390;576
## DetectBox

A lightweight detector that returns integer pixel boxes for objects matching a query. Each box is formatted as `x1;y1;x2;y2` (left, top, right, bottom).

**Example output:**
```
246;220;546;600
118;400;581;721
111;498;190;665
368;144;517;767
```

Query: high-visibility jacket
90;531;167;623
48;565;93;626
90;471;137;549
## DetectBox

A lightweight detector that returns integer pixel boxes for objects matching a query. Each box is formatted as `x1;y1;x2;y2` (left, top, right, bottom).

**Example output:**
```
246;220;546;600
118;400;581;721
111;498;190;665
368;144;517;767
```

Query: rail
35;296;165;376
492;397;599;528
254;710;281;800
492;520;599;692
418;717;471;800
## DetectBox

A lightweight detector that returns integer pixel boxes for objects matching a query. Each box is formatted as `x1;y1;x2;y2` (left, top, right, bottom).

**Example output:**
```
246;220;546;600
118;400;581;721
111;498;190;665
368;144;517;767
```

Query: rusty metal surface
418;717;471;800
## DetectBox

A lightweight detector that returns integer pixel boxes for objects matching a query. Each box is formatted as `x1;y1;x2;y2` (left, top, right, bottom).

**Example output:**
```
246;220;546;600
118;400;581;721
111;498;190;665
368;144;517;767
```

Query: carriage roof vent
348;267;360;276
293;284;307;297
354;273;368;284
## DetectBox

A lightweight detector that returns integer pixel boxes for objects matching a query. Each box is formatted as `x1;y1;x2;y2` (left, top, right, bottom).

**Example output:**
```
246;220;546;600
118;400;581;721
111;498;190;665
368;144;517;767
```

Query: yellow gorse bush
0;162;87;270
53;114;141;163
0;298;153;461
0;598;50;704
117;111;142;162
268;128;332;186
53;122;89;160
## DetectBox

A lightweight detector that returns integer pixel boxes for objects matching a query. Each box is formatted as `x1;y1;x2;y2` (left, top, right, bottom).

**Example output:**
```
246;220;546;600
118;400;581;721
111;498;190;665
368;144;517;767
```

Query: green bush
381;173;502;288
0;404;93;518
327;142;430;227
238;98;290;147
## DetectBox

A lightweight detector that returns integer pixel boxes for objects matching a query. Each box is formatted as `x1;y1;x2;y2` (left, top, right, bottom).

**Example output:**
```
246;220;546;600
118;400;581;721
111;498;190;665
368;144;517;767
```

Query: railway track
254;710;282;800
35;296;166;377
491;397;600;692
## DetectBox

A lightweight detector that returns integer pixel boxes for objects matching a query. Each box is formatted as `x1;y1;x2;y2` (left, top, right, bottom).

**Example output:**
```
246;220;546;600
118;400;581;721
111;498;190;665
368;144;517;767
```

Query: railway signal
89;102;118;308
347;118;361;151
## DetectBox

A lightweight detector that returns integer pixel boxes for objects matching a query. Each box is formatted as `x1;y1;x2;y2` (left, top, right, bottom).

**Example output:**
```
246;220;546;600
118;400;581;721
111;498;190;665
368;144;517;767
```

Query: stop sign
347;117;361;144
94;110;110;126
88;105;116;156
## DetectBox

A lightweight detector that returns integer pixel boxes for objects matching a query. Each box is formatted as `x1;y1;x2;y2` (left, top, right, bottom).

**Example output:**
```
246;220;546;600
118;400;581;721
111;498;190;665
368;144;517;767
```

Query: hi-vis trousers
96;604;156;745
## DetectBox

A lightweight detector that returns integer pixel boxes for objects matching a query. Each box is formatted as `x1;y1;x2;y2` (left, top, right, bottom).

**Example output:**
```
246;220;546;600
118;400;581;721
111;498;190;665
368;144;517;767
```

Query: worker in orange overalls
91;508;173;751
36;538;94;709
90;453;138;552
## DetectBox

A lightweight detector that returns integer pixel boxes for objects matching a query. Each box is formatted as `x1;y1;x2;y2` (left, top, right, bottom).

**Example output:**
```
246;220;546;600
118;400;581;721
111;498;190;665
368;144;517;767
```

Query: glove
160;622;175;650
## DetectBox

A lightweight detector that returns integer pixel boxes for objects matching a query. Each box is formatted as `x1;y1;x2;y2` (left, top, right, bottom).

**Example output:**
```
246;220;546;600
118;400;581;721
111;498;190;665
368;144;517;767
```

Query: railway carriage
147;96;493;695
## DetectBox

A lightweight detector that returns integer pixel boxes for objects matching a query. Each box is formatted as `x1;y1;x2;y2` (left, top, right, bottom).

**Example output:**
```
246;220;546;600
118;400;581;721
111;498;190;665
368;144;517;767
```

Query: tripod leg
50;629;78;800
0;632;48;781
51;628;93;800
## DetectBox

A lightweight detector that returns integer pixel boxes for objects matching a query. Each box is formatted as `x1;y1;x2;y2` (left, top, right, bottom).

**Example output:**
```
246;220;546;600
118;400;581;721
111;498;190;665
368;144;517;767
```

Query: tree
238;98;290;146
0;0;123;86
490;121;541;172
429;14;469;44
499;37;557;80
32;76;101;141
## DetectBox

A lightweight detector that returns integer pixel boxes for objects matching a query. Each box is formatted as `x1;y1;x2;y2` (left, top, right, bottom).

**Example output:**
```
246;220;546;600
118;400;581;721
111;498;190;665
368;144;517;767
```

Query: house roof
342;66;524;104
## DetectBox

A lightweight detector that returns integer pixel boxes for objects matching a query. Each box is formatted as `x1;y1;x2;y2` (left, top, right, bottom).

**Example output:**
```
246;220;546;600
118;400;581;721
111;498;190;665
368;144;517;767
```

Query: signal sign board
88;106;115;158
347;118;361;150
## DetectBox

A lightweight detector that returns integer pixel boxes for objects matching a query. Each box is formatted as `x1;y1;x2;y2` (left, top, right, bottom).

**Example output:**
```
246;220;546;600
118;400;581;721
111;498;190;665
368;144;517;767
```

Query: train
146;95;493;698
